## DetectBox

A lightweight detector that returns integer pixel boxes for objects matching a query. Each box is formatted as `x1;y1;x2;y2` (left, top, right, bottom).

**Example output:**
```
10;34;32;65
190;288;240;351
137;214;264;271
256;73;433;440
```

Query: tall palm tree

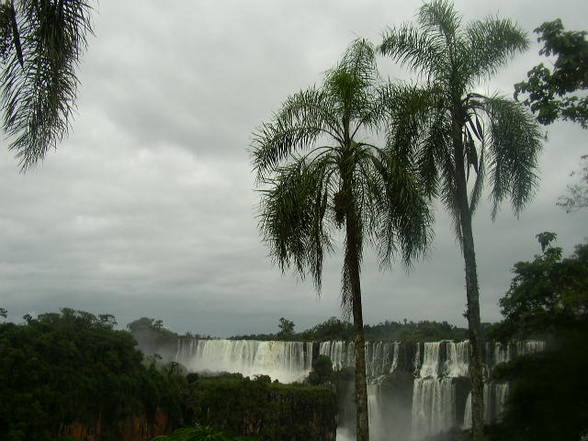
252;39;432;441
0;0;93;171
380;1;543;439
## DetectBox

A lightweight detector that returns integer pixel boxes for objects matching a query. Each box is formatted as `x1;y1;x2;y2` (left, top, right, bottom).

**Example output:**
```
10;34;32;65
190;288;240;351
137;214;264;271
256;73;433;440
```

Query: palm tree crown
253;39;432;303
252;39;432;441
0;0;93;170
381;0;542;228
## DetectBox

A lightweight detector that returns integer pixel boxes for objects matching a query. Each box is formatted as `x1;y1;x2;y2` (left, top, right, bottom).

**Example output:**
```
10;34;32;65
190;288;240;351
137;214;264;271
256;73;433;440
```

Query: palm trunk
344;201;369;441
453;118;485;441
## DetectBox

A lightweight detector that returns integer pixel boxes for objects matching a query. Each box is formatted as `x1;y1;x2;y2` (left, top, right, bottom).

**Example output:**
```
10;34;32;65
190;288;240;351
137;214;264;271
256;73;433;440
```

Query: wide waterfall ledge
168;338;544;441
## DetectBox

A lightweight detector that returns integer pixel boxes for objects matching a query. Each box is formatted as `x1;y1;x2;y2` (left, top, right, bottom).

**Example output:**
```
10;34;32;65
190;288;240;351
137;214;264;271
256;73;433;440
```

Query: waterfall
517;339;545;356
411;342;456;440
411;378;456;440
419;342;441;378
319;341;353;370
319;341;401;381
389;342;400;374
368;384;384;440
494;341;512;366
463;382;511;428
175;339;312;383
444;340;469;378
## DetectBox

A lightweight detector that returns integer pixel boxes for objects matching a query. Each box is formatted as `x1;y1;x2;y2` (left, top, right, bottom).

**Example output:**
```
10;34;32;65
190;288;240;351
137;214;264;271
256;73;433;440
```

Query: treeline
230;317;470;342
125;315;471;343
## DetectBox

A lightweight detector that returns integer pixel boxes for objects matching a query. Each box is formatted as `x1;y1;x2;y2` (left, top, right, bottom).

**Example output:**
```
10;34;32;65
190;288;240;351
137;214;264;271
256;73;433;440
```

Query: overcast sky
0;0;586;337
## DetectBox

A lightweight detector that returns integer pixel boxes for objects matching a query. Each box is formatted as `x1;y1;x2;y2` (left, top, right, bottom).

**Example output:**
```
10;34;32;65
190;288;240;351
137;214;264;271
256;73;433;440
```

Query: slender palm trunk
346;221;369;441
344;198;369;441
453;117;485;441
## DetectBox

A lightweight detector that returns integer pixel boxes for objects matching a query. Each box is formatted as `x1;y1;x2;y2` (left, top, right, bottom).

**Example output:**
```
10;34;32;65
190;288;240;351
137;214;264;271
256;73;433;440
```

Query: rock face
184;376;337;441
61;408;170;441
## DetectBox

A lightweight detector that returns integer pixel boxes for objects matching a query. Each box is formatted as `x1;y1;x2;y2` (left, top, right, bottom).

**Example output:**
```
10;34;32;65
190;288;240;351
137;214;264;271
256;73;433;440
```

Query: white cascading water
319;341;401;379
419;342;441;378
368;383;384;440
175;339;313;383
389;342;400;374
517;339;545;356
411;342;456;440
493;341;512;366
319;341;354;370
444;340;469;377
463;382;511;428
411;377;456;440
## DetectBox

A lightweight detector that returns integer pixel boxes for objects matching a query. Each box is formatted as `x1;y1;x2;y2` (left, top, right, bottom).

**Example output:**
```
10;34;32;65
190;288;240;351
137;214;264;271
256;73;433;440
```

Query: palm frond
464;17;528;83
384;83;446;198
325;39;379;125
337;38;378;88
363;149;433;267
1;0;93;171
481;96;543;219
380;23;446;77
258;155;336;290
252;87;338;179
418;0;461;43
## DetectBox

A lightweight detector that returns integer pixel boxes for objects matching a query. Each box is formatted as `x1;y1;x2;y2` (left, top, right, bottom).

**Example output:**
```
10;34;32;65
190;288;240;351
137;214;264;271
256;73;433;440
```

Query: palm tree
251;39;432;441
380;1;543;439
0;0;93;171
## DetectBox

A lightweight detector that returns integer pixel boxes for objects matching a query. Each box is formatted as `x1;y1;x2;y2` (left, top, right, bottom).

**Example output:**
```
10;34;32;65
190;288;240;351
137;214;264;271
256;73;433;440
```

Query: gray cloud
1;0;586;337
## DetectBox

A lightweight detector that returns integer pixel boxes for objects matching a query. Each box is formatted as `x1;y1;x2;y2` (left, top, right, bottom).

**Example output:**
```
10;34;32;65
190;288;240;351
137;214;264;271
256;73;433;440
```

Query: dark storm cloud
0;0;586;337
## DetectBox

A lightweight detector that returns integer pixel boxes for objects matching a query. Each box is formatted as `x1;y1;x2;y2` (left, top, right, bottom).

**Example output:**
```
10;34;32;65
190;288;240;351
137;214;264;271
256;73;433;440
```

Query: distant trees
252;39;431;441
231;316;470;343
380;1;543;439
0;0;94;170
277;317;295;339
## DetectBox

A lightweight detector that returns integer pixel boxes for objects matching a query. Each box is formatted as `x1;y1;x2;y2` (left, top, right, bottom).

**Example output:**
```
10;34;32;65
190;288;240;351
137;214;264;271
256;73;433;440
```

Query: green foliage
0;307;6;318
306;355;333;386
0;0;94;170
493;236;588;340
514;19;588;128
184;375;336;441
0;308;187;441
152;426;258;441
